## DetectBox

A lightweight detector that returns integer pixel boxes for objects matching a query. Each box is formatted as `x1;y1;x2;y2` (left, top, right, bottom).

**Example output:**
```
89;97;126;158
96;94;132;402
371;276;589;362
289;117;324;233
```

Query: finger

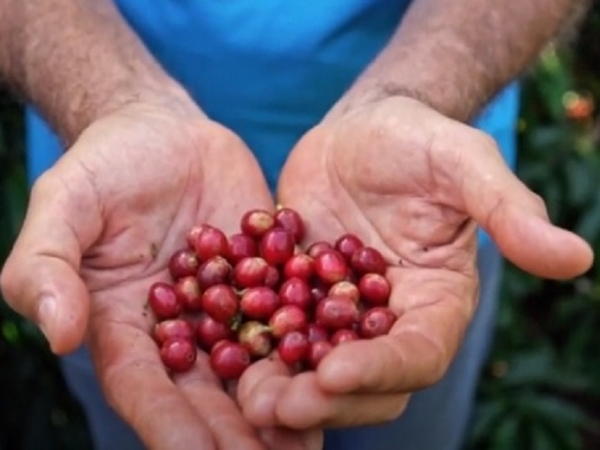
89;320;218;450
247;371;409;429
174;352;267;450
0;168;102;354
317;266;475;394
456;129;593;279
258;426;324;450
238;355;294;427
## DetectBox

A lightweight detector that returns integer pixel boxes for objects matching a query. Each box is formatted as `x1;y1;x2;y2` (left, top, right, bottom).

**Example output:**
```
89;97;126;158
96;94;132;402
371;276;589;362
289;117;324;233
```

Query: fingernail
37;295;57;345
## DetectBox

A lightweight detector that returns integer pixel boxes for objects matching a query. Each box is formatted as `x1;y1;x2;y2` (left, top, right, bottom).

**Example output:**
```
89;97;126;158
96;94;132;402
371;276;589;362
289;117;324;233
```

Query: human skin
0;1;320;449
237;0;594;430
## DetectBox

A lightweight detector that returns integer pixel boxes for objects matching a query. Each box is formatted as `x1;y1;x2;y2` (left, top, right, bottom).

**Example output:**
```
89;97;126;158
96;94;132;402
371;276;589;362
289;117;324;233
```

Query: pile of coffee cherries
147;208;396;381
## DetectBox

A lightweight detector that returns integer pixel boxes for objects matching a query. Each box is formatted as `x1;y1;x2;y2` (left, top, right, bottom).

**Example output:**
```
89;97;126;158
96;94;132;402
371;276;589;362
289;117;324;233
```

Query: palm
236;97;592;430
7;103;318;449
277;98;478;397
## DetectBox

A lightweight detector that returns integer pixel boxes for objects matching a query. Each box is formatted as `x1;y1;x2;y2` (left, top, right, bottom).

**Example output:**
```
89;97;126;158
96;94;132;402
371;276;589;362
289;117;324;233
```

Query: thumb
0;169;101;354
459;134;593;280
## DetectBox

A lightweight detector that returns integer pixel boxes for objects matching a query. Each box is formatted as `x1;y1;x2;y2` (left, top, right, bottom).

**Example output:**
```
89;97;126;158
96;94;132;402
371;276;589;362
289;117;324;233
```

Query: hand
0;95;321;450
237;96;594;429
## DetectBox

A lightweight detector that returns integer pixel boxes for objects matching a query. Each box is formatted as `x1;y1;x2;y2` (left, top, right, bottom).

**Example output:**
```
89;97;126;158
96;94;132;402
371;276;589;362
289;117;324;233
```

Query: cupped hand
238;96;594;430
0;96;321;450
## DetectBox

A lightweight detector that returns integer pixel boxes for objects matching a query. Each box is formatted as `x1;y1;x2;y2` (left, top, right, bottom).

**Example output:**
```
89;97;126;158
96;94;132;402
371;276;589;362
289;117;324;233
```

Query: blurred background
1;5;600;450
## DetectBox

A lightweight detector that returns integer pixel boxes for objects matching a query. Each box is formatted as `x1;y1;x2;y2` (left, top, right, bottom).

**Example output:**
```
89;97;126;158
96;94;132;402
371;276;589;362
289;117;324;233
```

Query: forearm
0;0;191;145
331;0;589;122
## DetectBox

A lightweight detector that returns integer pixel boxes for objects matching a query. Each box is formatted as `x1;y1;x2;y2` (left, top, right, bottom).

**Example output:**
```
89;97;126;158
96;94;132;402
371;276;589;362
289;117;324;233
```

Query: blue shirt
25;0;519;243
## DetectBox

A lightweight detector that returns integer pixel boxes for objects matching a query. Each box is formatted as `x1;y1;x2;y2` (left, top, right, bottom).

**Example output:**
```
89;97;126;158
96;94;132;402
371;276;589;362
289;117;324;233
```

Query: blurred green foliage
469;6;600;450
1;5;600;450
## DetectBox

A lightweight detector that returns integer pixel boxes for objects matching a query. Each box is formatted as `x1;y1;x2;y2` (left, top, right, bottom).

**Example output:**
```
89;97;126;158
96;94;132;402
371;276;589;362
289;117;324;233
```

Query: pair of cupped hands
0;88;593;450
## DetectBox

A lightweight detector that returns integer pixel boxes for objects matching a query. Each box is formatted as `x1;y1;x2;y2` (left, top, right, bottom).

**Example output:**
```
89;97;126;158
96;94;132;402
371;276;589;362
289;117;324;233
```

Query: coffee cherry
240;287;280;321
197;314;234;350
153;319;195;345
328;281;360;304
238;321;272;358
232;257;269;288
359;273;391;305
316;297;360;330
210;341;251;380
274;208;305;243
148;282;181;320
201;284;239;324
283;254;315;281
306;241;333;259
197;256;232;289
310;283;328;304
278;331;309;365
168;248;199;280
228;233;258;264
186;224;211;250
160;338;197;373
260;228;295;265
307;323;329;343
240;209;275;239
330;329;359;346
334;234;364;261
314;250;349;284
193;225;229;261
264;265;280;288
359;307;397;338
350;247;387;275
307;340;333;369
269;305;308;338
173;276;202;312
279;277;312;310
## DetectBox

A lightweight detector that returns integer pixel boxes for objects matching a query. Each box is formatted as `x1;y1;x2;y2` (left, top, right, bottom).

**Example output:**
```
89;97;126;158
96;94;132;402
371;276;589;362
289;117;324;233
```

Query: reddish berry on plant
330;329;359;346
274;208;305;244
278;331;309;365
153;319;195;344
334;234;364;261
283;254;315;281
306;241;333;259
308;340;333;369
201;284;239;324
240;286;280;320
316;297;360;330
240;209;275;239
197;314;234;350
197;256;232;289
351;247;387;275
314;250;349;285
193;225;229;261
228;233;258;264
210;341;251;380
148;282;181;320
264;265;280;288
328;280;360;304
269;305;308;338
260;228;295;266
279;277;312;310
232;257;269;288
359;307;397;338
173;276;202;312
168;248;199;280
160;338;197;373
186;224;210;250
359;273;391;305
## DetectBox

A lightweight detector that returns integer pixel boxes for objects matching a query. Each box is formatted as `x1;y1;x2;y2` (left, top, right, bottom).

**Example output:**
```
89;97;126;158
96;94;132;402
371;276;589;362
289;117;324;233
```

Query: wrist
55;70;201;146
